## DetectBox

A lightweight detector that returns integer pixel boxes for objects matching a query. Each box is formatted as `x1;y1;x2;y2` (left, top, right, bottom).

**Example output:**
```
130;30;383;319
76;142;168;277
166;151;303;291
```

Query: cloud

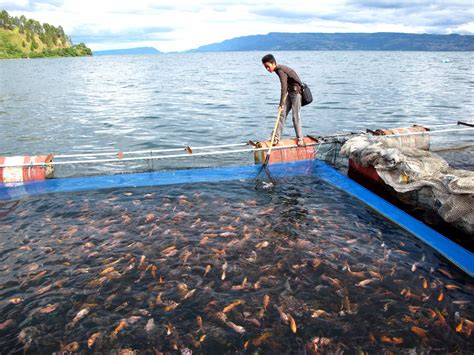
1;0;472;52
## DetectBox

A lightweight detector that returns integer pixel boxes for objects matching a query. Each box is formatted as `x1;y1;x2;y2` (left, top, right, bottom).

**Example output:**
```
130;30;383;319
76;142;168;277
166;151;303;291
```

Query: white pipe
378;127;474;138
55;142;250;158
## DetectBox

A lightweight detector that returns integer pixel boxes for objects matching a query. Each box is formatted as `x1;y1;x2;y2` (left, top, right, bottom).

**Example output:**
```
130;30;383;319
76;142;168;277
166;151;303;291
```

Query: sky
1;0;473;52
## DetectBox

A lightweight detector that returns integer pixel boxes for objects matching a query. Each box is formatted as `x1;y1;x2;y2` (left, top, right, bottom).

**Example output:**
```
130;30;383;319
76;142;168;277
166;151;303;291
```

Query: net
340;134;474;236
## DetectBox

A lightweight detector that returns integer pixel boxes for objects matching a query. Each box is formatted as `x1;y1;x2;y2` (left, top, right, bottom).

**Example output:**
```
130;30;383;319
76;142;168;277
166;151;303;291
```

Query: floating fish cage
0;123;473;353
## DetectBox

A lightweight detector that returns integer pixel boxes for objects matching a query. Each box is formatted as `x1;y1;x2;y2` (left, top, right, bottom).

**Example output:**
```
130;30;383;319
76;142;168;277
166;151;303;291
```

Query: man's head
262;54;277;73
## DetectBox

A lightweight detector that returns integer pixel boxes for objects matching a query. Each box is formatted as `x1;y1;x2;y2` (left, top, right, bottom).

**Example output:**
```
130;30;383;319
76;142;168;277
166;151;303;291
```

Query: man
262;54;304;146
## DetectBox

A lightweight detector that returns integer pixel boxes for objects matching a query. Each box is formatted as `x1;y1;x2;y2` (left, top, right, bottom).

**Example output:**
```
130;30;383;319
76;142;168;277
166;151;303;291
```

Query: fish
221;261;228;280
263;294;270;310
72;308;90;323
223;299;244;313
31;270;48;280
100;266;115;276
380;336;403;344
438;267;454;279
311;309;330;318
87;332;102;349
161;246;178;257
145;213;155;223
343;261;366;278
39;303;58;314
288;314;297;334
274;305;289;324
163;301;179;312
252;332;272;346
321;274;343;289
204;264;212;276
196;315;203;331
226;320;246;334
256;241;269;249
0;319;15;331
165;322;174;335
355;278;378;287
126;316;141;324
411;326;427;337
9;297;23;305
151;265;158;279
111;319;128;338
61;341;80;352
145;318;155;334
183;289;196;300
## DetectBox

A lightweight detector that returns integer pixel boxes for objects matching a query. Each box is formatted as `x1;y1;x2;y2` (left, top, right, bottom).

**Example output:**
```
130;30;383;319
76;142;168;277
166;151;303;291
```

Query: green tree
30;38;38;51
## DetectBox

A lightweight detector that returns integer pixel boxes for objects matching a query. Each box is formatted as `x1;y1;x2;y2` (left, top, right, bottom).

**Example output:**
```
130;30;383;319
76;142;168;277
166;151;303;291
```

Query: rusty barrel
254;136;318;164
0;155;54;183
372;126;430;150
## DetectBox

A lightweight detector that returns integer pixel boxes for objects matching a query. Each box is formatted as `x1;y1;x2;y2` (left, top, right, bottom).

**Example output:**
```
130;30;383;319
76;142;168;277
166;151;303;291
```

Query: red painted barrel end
0;154;54;183
254;136;318;164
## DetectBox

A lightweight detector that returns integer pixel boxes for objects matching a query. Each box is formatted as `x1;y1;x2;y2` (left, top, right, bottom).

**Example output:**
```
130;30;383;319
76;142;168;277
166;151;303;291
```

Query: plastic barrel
372;126;430;150
254;136;317;164
0;155;54;183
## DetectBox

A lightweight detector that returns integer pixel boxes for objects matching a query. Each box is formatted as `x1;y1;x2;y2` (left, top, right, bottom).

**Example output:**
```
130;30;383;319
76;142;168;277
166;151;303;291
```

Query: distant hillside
94;47;160;56
0;10;91;59
191;32;474;52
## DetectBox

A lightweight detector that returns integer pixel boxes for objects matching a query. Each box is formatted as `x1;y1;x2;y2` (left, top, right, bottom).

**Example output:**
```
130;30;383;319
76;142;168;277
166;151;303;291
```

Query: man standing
262;54;304;146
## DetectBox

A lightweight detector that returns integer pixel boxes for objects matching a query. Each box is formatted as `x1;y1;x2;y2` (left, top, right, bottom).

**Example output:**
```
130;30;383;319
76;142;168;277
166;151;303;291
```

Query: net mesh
340;134;474;235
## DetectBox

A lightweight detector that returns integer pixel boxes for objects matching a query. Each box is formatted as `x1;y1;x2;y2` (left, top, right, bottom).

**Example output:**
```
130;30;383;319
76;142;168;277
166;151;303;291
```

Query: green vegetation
0;10;92;59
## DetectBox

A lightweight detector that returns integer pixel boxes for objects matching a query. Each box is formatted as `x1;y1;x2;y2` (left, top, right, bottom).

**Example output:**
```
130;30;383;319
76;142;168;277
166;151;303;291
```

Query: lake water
0;52;473;353
1;52;473;158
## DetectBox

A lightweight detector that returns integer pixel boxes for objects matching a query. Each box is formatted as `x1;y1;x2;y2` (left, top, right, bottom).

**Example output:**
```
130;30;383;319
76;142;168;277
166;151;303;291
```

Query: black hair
261;54;276;64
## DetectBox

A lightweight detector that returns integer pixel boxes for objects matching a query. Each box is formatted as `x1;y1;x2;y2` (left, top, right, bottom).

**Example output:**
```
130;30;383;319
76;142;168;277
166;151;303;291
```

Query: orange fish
411;326;427;338
252;332;272;346
263;294;270;310
381;336;403;344
223;300;244;313
288;314;297;334
87;332;101;349
163;302;179;312
111;319;127;338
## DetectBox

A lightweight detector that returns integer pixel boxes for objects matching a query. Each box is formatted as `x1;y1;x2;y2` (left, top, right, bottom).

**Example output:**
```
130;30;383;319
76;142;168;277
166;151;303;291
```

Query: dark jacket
275;64;302;106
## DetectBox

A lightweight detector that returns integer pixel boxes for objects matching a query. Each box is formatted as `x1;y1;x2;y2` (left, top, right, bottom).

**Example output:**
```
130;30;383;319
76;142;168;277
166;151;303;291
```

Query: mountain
0;10;92;59
190;32;474;52
93;47;160;56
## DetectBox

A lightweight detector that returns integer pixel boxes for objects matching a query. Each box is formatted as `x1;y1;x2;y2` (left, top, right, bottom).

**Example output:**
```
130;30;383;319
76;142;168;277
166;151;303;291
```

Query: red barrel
348;158;382;185
0;155;54;183
254;136;318;164
372;126;430;150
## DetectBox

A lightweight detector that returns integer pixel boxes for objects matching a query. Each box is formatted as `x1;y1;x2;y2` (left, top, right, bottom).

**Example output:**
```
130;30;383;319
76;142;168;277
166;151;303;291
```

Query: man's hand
278;105;284;113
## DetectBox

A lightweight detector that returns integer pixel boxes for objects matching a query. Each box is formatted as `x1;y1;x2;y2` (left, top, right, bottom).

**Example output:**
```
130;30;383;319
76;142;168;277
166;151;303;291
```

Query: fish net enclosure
0;176;473;353
340;134;474;239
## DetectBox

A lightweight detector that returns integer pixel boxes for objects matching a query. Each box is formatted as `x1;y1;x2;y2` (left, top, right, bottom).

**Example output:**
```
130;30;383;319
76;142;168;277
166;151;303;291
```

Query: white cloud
1;0;472;52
